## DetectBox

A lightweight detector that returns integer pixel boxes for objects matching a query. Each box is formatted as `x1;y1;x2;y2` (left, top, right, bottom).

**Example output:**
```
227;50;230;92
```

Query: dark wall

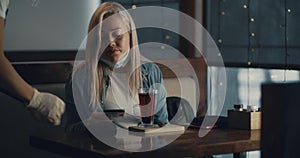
206;0;300;69
0;84;67;158
262;82;300;158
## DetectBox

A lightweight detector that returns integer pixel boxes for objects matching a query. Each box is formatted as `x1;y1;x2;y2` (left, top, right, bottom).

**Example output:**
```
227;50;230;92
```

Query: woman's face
100;15;130;63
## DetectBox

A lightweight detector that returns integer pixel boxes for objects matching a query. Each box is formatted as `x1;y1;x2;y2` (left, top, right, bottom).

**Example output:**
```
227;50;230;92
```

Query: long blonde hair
85;2;142;108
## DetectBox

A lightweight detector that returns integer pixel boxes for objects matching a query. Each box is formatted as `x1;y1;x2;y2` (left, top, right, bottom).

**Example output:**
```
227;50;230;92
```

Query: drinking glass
138;87;157;128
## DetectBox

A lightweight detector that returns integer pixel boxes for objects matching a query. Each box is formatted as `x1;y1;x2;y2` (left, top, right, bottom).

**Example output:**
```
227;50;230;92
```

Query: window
208;66;300;116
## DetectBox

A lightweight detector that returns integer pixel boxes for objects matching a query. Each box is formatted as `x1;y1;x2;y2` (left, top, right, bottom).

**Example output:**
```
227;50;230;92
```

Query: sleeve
0;0;9;19
65;74;89;133
65;63;107;133
142;63;169;124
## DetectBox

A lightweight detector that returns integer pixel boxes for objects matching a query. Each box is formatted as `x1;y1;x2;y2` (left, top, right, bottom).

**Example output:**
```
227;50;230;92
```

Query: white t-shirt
102;70;140;116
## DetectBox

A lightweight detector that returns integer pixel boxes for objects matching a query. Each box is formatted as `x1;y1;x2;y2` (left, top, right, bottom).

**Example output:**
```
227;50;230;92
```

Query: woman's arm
65;68;113;133
65;75;88;132
142;63;169;124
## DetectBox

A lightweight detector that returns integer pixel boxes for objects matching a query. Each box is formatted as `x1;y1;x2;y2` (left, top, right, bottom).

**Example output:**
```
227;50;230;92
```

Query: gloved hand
27;88;65;126
0;0;9;19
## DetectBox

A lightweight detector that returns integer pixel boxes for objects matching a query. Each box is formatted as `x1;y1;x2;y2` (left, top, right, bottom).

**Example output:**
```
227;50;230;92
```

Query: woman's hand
86;112;111;126
85;112;117;135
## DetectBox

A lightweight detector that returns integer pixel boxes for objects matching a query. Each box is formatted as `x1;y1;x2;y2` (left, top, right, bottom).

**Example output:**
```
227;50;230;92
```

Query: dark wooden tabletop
30;127;260;158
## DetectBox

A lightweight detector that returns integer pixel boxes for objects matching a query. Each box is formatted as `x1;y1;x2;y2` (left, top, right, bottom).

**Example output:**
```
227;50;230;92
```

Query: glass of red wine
138;87;158;128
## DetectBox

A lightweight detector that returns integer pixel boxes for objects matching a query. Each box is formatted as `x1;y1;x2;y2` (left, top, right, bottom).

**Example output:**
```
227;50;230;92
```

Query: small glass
138;87;158;128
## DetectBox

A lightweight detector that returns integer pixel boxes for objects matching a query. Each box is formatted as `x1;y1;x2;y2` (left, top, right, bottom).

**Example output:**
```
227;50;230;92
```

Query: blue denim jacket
65;62;169;132
139;62;169;124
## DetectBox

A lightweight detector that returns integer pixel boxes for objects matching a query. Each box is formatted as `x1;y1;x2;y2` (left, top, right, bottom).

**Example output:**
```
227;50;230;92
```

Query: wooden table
30;128;260;158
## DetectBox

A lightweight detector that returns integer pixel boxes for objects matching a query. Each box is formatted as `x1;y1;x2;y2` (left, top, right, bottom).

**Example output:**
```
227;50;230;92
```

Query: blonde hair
85;2;142;108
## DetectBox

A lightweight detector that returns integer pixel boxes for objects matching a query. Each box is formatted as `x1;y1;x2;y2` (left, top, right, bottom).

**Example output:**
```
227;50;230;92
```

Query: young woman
65;2;168;132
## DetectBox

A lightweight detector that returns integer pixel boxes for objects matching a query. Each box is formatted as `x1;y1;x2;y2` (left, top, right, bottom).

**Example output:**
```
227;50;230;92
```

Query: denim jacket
65;62;169;132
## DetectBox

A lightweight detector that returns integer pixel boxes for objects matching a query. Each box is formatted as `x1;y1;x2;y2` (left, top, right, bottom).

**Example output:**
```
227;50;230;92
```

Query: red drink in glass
138;88;157;127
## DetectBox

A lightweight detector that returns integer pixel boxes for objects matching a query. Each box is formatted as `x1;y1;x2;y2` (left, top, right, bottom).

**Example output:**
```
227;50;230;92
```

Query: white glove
0;0;9;19
27;88;65;126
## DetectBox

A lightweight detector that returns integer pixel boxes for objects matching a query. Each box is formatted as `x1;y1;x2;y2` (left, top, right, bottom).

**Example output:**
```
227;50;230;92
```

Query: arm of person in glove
0;0;65;125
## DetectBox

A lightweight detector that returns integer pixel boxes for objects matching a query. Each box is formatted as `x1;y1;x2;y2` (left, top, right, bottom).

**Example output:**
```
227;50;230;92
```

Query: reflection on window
238;69;265;107
208;66;300;116
237;69;300;108
208;67;300;158
208;67;300;116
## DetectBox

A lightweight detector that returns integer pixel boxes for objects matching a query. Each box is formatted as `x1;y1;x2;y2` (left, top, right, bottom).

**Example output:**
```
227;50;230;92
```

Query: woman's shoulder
140;61;163;83
141;61;161;73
